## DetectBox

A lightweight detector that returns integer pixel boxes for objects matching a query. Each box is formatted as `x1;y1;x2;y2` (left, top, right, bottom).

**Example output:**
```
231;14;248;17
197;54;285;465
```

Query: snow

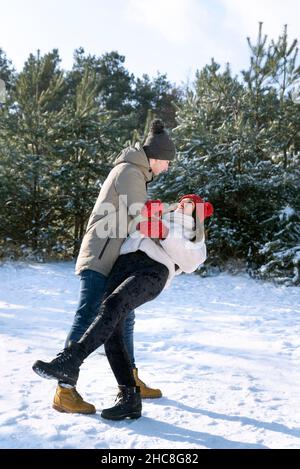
279;206;295;221
0;261;300;449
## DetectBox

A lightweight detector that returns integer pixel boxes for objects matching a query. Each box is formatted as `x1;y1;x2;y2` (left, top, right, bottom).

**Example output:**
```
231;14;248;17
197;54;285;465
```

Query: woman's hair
190;205;197;242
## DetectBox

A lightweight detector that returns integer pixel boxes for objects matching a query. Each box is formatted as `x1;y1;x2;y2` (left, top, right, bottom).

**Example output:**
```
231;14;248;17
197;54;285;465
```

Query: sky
0;0;299;85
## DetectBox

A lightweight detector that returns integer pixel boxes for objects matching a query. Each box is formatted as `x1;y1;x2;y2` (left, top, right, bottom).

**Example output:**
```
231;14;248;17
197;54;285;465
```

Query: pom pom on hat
143;119;176;161
150;119;165;134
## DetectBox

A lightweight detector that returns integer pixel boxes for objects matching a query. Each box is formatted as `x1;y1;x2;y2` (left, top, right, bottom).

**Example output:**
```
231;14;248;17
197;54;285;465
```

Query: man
53;119;176;413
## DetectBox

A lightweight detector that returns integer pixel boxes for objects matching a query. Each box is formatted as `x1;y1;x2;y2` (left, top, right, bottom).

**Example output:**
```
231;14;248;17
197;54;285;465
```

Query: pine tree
257;178;300;286
48;66;117;256
155;59;247;268
249;25;300;285
268;25;300;165
0;48;15;91
133;73;181;131
154;24;300;284
0;50;65;258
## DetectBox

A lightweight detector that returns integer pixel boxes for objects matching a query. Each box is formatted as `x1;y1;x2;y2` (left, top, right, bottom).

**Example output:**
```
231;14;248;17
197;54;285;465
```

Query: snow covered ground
0;261;299;449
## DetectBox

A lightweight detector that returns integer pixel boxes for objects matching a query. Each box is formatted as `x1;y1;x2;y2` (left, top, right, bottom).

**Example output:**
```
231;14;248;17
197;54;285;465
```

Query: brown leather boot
52;385;96;414
133;368;162;399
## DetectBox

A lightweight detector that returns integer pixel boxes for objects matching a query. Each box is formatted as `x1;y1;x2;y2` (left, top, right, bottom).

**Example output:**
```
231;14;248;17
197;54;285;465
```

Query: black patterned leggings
78;251;169;386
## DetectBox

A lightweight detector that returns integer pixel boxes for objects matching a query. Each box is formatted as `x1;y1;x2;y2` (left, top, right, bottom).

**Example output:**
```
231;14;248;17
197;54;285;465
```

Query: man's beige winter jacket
75;143;153;277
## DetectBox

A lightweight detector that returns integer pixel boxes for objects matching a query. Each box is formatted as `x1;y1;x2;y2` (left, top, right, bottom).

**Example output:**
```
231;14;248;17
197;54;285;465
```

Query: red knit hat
178;194;214;222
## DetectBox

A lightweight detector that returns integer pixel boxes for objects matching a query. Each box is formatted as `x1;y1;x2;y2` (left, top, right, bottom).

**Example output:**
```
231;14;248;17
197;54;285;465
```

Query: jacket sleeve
115;165;147;217
160;234;207;273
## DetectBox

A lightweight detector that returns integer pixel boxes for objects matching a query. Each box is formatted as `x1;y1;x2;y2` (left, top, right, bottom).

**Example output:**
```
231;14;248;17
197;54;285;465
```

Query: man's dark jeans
65;269;136;368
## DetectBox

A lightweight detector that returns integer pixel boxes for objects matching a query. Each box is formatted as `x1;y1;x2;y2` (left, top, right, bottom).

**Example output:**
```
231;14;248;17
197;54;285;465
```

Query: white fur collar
163;211;195;238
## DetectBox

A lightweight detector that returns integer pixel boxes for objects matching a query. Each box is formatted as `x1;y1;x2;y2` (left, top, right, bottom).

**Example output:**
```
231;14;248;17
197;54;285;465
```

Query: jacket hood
114;142;153;182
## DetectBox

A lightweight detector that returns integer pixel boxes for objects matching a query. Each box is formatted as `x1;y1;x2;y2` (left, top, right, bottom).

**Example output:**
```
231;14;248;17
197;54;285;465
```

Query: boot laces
115;388;133;405
55;349;72;364
70;388;83;401
115;392;127;405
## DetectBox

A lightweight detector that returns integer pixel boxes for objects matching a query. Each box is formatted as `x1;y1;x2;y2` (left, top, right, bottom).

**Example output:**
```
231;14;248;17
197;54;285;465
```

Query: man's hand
141;200;164;218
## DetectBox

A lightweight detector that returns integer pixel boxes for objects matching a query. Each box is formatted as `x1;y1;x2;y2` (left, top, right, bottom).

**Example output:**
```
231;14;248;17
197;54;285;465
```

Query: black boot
101;385;142;421
32;343;86;387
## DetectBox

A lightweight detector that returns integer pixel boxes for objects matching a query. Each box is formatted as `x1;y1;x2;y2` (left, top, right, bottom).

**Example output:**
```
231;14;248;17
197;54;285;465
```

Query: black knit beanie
143;119;176;161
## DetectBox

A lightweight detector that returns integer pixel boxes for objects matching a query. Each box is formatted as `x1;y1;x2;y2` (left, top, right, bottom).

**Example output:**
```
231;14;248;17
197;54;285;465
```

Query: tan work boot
133;368;162;399
53;385;96;414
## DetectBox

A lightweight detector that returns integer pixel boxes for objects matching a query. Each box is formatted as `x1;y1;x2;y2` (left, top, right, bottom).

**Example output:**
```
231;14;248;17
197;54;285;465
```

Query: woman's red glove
137;219;169;239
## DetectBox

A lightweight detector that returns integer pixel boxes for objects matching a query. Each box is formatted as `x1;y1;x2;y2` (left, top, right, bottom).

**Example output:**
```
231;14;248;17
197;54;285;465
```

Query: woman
33;194;213;420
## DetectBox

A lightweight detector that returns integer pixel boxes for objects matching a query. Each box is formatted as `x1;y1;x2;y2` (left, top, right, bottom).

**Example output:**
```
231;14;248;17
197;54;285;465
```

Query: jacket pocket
98;237;110;260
